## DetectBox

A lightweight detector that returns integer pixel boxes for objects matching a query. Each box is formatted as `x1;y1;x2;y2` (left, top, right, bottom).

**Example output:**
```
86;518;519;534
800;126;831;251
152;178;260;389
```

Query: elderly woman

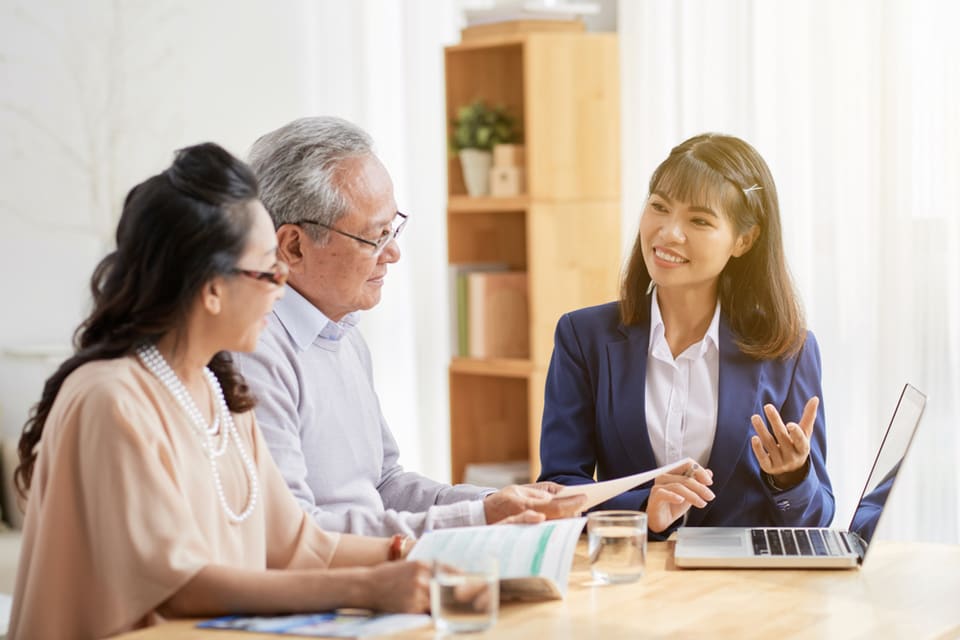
11;143;434;638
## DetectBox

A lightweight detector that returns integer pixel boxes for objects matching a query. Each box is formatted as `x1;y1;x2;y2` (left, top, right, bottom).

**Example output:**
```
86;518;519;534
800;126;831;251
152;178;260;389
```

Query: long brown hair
16;143;260;497
620;133;804;359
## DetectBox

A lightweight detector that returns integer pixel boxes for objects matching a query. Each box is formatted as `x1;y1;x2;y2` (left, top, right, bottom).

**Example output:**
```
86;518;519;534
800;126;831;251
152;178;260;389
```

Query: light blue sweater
235;285;489;537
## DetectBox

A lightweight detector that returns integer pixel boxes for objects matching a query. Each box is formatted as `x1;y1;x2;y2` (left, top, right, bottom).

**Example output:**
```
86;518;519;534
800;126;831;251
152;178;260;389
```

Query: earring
646;280;655;295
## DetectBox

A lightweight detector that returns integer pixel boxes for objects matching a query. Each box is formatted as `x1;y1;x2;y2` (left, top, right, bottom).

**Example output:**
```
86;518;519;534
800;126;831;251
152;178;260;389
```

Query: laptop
674;383;926;569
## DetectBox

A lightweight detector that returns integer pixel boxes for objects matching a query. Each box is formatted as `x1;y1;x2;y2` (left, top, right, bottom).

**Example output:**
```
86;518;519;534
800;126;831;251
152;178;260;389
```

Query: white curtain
0;0;462;482
306;0;466;481
620;0;960;543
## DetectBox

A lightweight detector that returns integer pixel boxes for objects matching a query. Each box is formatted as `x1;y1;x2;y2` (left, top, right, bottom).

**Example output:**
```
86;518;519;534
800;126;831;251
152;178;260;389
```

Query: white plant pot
459;149;493;197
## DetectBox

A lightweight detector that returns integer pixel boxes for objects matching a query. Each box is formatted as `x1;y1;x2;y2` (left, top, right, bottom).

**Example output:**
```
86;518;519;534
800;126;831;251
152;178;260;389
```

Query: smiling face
639;190;756;298
289;154;401;321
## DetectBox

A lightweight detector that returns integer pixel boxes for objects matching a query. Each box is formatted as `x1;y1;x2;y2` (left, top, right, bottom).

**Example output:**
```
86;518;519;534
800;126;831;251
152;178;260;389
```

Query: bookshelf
446;27;621;484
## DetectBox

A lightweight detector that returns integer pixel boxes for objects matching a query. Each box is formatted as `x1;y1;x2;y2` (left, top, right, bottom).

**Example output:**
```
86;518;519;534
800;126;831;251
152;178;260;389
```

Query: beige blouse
10;356;340;639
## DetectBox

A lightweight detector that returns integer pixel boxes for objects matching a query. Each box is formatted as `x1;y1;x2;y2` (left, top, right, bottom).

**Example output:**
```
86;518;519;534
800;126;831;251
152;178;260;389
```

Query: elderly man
236;116;582;537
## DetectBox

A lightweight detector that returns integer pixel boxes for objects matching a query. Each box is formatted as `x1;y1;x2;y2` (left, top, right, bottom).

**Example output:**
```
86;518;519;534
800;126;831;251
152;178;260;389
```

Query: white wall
0;0;463;482
2;1;320;244
0;0;314;435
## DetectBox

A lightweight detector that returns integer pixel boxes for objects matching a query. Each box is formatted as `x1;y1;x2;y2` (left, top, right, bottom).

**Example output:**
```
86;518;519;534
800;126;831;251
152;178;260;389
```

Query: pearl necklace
137;344;259;523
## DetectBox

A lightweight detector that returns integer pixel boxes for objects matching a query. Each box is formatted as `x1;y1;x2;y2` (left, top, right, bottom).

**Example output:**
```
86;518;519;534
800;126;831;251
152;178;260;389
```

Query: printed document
408;517;586;600
553;457;695;510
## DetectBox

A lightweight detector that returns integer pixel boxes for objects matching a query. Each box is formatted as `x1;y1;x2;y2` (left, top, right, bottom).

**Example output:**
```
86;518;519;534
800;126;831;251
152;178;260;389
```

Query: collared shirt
645;290;721;467
234;285;489;537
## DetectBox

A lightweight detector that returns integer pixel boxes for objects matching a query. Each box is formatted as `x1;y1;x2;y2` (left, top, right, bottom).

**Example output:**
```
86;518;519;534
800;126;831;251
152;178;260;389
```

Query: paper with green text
408;517;586;600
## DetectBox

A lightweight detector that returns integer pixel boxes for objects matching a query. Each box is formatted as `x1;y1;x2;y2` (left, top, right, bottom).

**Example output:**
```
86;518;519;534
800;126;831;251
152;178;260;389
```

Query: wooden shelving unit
448;195;529;213
446;28;621;484
449;357;534;379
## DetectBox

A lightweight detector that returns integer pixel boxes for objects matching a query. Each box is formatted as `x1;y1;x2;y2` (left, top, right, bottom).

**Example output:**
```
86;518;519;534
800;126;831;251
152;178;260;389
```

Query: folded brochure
408;517;586;600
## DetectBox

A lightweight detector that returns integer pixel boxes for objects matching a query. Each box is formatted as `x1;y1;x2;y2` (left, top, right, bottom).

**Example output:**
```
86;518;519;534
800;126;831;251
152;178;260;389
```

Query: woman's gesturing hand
750;396;819;490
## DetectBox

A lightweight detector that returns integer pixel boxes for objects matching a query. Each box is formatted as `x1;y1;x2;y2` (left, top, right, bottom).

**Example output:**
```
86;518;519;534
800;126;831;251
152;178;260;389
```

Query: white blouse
644;290;721;468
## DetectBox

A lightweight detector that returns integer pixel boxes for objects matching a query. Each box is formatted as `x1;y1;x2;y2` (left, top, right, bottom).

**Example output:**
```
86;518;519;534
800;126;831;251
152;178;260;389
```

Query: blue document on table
197;611;431;637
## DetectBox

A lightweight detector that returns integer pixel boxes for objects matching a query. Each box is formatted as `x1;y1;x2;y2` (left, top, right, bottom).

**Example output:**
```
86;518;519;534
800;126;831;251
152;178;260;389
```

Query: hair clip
743;184;763;194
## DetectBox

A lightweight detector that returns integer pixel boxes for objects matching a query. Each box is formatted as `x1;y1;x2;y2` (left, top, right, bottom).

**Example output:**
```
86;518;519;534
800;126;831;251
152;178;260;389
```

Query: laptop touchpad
706;536;744;547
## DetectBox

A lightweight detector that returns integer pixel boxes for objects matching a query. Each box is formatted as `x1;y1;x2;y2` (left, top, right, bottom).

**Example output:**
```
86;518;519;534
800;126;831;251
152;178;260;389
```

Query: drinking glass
587;510;647;584
430;556;499;633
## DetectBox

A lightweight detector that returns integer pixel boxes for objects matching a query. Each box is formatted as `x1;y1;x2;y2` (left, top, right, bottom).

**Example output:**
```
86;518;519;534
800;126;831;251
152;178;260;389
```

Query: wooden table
116;540;960;639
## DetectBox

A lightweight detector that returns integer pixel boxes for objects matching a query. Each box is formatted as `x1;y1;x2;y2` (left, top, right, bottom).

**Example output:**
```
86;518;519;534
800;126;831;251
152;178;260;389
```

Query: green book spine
457;272;469;357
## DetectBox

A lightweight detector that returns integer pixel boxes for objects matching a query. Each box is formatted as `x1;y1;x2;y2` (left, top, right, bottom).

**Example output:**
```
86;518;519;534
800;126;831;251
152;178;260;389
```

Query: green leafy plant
450;100;518;152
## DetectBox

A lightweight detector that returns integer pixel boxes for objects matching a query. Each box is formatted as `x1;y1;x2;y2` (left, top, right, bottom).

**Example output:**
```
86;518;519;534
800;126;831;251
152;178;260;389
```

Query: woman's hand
433;563;496;614
750;396;819;490
646;463;715;533
366;561;432;613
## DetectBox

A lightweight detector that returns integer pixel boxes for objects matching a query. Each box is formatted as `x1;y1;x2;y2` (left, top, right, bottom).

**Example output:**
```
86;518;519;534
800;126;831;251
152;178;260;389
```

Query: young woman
538;133;835;538
11;143;439;638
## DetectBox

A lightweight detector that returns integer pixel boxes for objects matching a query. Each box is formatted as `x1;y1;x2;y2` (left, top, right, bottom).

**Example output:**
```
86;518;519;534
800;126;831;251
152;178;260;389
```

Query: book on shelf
447;263;509;358
455;270;469;357
408;517;586;601
463;460;531;488
467;270;529;359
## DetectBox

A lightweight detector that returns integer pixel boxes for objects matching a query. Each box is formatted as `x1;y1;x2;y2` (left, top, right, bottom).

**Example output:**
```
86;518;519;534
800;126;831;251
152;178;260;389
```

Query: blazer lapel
603;319;657;477
689;316;763;524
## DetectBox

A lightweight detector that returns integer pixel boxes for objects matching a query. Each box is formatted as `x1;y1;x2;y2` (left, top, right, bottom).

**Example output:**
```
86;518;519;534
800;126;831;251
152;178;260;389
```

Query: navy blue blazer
538;301;835;536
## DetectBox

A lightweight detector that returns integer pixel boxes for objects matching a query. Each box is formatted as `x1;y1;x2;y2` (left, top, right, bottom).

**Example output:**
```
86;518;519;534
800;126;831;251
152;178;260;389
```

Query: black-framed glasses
232;260;289;287
293;212;408;258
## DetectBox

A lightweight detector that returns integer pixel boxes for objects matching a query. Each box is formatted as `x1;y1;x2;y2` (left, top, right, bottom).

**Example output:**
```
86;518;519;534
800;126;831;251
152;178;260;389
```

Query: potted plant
450;100;518;197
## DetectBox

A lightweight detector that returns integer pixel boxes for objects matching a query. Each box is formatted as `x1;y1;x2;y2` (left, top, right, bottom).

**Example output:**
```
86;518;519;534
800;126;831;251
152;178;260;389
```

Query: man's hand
483;482;586;524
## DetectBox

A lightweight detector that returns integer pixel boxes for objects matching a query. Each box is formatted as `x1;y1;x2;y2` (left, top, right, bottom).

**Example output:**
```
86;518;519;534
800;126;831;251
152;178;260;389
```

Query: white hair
248;116;374;240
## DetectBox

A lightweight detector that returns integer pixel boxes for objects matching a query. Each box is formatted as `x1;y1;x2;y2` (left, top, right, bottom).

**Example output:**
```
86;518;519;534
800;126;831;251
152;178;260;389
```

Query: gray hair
247;116;374;241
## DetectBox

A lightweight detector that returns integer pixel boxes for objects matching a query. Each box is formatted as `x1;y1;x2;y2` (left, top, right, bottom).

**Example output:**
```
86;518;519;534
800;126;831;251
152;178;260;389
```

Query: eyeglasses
293;212;408;258
232;260;289;287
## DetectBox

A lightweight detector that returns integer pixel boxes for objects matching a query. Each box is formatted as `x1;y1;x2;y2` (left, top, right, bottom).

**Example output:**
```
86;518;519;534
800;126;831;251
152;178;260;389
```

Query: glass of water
587;510;647;584
430;556;499;633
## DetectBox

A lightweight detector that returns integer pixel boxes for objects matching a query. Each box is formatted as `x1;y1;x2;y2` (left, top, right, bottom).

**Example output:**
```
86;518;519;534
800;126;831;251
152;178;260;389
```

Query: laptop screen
847;384;926;547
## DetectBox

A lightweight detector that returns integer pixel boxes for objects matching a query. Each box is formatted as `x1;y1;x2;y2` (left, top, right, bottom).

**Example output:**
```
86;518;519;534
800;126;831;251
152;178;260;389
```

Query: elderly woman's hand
367;560;432;613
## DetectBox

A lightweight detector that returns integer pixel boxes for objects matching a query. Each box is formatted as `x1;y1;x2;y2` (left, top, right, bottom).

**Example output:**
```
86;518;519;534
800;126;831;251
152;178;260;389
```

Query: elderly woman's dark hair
16;142;261;496
620;133;805;360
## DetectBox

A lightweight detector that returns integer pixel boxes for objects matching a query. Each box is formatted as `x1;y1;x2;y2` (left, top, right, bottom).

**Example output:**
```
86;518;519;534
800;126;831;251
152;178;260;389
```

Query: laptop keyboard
750;528;850;556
